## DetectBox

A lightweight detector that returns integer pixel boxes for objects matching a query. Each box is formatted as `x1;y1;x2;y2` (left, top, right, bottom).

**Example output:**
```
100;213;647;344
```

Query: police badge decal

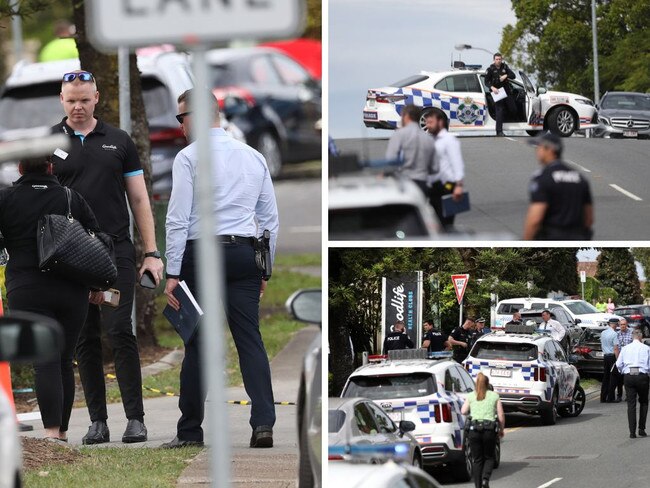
457;96;481;125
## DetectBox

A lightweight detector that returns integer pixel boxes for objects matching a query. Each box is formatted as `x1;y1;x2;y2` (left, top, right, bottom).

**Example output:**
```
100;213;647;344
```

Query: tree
595;248;643;305
71;1;157;347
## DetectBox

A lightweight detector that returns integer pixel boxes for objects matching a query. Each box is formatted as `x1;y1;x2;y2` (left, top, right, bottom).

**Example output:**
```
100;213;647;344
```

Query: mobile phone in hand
140;270;156;289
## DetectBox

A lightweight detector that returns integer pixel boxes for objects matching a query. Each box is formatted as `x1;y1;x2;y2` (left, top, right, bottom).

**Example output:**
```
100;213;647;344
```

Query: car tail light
328;454;344;461
375;94;407;103
533;367;547;382
574;346;593;355
630;315;643;321
149;128;186;145
434;404;441;423
441;403;452;423
464;363;470;371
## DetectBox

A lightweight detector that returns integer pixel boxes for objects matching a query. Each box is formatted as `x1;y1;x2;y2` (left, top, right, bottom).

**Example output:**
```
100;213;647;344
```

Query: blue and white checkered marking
392;88;486;126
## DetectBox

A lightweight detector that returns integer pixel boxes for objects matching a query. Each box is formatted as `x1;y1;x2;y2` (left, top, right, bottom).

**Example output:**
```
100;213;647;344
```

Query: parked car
494;297;622;330
571;326;607;376
341;353;490;482
464;329;585;425
205;47;322;177
519;308;582;348
328;459;442;488
593;91;650;139
0;312;64;488
613;305;650;337
363;63;598;137
329;397;422;468
286;289;322;488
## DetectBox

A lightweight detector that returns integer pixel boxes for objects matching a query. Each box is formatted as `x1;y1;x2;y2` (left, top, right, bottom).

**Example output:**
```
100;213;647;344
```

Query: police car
340;351;498;482
463;325;586;425
328;459;442;488
494;297;622;330
363;65;598;137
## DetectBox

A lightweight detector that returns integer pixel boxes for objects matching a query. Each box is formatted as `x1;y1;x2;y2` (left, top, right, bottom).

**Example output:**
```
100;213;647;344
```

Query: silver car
594;91;650;139
329;397;423;468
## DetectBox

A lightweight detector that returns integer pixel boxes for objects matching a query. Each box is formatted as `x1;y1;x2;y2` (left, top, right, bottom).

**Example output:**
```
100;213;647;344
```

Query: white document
491;87;507;102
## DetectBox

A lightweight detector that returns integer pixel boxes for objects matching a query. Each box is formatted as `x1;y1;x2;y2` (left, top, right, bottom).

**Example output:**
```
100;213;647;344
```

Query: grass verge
24;446;203;488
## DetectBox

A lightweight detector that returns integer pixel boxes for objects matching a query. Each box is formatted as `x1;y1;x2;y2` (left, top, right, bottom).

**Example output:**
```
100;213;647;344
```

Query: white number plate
623;131;638;137
594;351;604;358
363;111;378;120
491;368;512;378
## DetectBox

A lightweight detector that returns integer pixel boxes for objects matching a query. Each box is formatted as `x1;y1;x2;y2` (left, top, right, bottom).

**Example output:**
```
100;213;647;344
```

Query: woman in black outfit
0;156;99;441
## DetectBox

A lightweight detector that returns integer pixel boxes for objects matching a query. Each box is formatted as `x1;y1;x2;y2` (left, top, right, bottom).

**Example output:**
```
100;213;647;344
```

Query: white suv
494;297;622;330
340;354;497;482
463;328;585;425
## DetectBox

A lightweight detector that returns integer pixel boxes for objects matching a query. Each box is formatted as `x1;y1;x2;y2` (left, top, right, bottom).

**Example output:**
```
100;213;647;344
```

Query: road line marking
289;226;321;233
537;478;563;488
504;427;523;433
506;137;517;142
610;184;643;201
567;159;592;173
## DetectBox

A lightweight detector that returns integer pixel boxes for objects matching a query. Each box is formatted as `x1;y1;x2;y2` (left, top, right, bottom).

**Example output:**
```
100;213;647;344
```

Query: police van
463;325;585;425
340;351;500;482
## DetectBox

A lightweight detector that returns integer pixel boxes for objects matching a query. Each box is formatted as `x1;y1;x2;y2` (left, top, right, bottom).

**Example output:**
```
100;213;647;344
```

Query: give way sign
451;274;469;304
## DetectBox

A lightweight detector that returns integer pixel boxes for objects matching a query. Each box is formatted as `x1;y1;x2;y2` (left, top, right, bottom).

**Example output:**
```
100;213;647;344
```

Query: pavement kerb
141;348;184;378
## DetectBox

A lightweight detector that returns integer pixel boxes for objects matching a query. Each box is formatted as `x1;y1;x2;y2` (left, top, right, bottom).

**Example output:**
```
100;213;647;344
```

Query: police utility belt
468;419;498;432
216;231;273;281
627;367;647;376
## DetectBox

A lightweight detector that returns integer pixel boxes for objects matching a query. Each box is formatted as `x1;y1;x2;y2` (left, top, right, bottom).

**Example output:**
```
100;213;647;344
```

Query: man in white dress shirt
616;329;650;438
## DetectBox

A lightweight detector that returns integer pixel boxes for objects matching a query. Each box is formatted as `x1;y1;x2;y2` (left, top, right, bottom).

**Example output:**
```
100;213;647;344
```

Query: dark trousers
495;95;517;134
469;429;497;488
601;354;618;402
617;373;625;399
430;180;456;230
8;278;88;431
177;240;275;442
624;374;649;434
76;239;144;422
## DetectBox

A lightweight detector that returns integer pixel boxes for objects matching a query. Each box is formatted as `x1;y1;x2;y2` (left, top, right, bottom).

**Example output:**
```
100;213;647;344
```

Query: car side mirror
0;312;63;363
286;288;321;327
537;87;547;96
574;318;581;325
399;420;416;434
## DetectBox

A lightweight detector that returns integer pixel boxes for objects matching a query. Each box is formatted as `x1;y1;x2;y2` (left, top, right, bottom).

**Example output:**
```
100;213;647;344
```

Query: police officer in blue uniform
162;89;279;449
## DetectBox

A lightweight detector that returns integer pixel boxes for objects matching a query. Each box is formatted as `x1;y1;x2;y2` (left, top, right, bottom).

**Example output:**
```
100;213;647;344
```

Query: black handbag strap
64;187;73;221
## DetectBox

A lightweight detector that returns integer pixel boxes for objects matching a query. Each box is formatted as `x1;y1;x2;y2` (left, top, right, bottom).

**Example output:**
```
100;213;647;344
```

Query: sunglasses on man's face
175;112;192;124
62;71;95;83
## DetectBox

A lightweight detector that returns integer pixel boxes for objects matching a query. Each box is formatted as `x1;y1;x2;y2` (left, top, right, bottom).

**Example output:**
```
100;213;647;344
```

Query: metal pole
582;282;585;300
191;45;229;488
459;300;463;328
11;0;23;63
591;0;600;105
118;46;138;336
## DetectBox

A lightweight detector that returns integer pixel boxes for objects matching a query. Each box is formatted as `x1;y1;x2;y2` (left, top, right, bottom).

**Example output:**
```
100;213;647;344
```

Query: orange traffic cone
0;294;16;412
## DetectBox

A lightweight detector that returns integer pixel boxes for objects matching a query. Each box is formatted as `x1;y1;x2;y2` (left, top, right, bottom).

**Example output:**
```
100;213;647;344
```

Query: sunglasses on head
62;71;95;82
175;112;191;124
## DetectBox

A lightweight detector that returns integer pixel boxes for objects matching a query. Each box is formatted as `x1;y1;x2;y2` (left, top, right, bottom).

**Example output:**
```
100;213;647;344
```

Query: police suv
463;324;586;425
363;64;598;137
341;351;499;482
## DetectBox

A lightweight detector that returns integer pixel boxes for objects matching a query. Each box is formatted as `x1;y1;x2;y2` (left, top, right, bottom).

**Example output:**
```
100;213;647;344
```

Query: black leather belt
216;235;255;246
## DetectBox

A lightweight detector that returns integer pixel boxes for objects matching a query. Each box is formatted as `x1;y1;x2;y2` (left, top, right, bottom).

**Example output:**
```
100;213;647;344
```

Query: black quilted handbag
37;187;117;290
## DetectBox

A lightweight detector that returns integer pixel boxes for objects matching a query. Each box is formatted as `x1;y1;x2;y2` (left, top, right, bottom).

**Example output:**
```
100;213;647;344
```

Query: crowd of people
1;70;279;449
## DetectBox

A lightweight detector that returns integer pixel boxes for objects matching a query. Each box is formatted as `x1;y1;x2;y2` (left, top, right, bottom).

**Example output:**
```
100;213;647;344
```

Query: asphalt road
334;137;650;240
274;177;322;254
429;392;650;488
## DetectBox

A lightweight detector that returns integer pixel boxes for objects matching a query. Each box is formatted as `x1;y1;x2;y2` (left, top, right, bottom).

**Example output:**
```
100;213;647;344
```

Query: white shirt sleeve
447;136;465;183
165;151;195;276
255;157;280;263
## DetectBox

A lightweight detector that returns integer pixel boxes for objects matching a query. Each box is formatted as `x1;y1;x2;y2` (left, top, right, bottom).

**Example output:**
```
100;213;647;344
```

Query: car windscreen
470;341;538;361
563;301;599;315
390;75;429;88
141;76;174;127
614;308;640;317
580;329;604;343
0;83;62;131
601;94;650;111
497;303;524;314
329;205;428;240
209;64;238;87
343;373;436;400
328;410;346;433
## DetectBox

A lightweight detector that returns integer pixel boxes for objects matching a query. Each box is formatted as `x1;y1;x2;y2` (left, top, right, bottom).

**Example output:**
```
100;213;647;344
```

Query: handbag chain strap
64;187;74;222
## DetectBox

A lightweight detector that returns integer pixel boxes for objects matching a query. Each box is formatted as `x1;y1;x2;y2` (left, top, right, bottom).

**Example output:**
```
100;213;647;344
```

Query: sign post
451;274;470;327
86;2;304;487
580;270;587;299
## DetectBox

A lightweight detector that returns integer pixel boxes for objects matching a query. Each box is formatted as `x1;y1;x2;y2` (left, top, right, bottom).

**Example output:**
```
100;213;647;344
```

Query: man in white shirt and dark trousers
424;108;465;231
540;309;567;351
616;329;650;438
162;89;279;449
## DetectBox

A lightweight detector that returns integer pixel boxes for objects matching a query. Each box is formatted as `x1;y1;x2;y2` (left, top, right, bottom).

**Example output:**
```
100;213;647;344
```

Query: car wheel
412;451;423;469
297;381;314;488
526;130;541;137
540;390;558;425
547;107;576;137
452;439;473;482
559;384;586;418
256;132;283;179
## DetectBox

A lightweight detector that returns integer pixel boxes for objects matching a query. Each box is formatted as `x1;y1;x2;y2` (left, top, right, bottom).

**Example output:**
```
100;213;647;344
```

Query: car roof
329;461;411;487
475;332;549;344
603;91;649;97
349;358;454;377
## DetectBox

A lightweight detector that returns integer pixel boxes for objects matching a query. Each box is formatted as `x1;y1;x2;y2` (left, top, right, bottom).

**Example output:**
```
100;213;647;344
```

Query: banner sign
381;272;423;349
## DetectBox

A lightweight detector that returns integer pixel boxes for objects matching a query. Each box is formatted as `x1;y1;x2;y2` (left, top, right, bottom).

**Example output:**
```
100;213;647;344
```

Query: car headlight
575;98;594;106
598;116;610;126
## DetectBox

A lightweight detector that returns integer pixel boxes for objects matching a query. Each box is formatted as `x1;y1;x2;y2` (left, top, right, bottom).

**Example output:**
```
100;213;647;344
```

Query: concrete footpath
19;325;320;488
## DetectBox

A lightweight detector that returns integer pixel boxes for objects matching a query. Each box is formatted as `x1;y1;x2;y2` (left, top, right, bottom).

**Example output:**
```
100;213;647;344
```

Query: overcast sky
329;0;517;139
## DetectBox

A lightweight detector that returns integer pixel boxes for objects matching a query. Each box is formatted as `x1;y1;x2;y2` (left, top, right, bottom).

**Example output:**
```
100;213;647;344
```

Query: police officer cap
608;317;620;324
527;131;563;152
476;317;486;323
